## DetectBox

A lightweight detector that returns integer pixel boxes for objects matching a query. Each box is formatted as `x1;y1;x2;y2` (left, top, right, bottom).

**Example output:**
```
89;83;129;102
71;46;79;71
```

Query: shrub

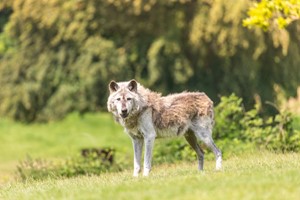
215;94;300;152
17;152;124;181
153;138;197;164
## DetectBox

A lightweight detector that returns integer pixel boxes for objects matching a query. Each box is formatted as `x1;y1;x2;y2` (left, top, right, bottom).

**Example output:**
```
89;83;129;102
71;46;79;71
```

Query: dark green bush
215;94;300;152
153;138;197;164
17;154;123;181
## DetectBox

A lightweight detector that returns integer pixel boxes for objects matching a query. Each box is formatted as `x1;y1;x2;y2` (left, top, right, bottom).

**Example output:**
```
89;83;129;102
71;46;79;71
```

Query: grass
0;113;129;183
1;152;300;200
0;112;300;199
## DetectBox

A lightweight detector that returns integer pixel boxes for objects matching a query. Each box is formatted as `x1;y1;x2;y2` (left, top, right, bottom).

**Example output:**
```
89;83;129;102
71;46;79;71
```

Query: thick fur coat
107;80;222;176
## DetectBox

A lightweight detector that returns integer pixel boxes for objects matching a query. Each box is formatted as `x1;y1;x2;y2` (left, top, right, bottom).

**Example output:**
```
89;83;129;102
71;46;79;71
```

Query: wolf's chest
125;127;143;139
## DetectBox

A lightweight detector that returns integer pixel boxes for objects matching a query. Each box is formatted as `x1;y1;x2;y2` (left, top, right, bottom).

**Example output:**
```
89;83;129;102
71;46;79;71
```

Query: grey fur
107;79;222;176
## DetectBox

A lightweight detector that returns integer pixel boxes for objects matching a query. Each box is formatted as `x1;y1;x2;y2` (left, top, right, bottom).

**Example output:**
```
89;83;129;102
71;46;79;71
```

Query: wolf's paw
143;168;151;176
216;156;222;170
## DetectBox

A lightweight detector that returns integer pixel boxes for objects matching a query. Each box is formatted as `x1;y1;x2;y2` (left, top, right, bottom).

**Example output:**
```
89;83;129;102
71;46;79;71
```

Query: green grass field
1;113;300;200
1;152;300;200
0;113;129;183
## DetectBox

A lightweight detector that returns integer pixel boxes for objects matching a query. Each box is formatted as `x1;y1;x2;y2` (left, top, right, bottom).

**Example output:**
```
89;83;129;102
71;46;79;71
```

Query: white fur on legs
143;135;155;177
133;168;141;177
143;168;151;176
216;155;222;170
132;138;143;177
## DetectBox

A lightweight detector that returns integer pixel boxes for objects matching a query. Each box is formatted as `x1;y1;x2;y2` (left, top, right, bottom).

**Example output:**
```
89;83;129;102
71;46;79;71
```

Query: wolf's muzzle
120;109;128;118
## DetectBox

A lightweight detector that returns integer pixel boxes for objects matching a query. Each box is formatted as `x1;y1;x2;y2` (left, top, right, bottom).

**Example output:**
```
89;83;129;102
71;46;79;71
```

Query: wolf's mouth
120;113;129;118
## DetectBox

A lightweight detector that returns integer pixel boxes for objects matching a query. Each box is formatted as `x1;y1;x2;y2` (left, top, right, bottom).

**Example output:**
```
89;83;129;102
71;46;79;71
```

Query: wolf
107;79;222;176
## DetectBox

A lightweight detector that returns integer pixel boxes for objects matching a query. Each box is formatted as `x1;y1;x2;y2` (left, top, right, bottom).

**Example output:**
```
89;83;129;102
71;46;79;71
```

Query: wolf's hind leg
205;137;222;170
184;131;204;170
193;128;222;170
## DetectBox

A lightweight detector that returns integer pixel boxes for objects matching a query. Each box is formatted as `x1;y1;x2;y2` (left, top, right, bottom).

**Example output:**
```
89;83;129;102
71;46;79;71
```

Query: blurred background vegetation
0;0;300;183
0;0;299;122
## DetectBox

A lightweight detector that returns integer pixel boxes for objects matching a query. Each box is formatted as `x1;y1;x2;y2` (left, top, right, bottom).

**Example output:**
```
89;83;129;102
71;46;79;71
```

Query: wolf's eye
127;97;132;101
116;98;121;101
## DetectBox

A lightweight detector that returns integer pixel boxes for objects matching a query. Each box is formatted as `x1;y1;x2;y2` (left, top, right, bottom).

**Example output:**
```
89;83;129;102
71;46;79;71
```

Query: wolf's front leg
143;135;155;176
132;138;144;177
139;109;156;176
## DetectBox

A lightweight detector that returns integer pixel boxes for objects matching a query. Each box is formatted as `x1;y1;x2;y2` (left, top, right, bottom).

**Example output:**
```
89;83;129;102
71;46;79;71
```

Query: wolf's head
107;79;143;119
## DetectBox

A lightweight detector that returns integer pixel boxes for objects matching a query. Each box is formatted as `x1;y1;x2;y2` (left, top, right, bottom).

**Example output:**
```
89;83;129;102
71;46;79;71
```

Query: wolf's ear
128;79;138;93
109;80;119;93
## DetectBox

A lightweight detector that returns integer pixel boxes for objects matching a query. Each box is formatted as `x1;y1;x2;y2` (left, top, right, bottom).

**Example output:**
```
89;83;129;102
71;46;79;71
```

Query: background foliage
0;0;299;122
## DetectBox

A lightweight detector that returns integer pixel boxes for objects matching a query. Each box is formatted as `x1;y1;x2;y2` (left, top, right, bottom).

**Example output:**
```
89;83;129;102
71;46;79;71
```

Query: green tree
0;0;129;121
0;0;299;122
